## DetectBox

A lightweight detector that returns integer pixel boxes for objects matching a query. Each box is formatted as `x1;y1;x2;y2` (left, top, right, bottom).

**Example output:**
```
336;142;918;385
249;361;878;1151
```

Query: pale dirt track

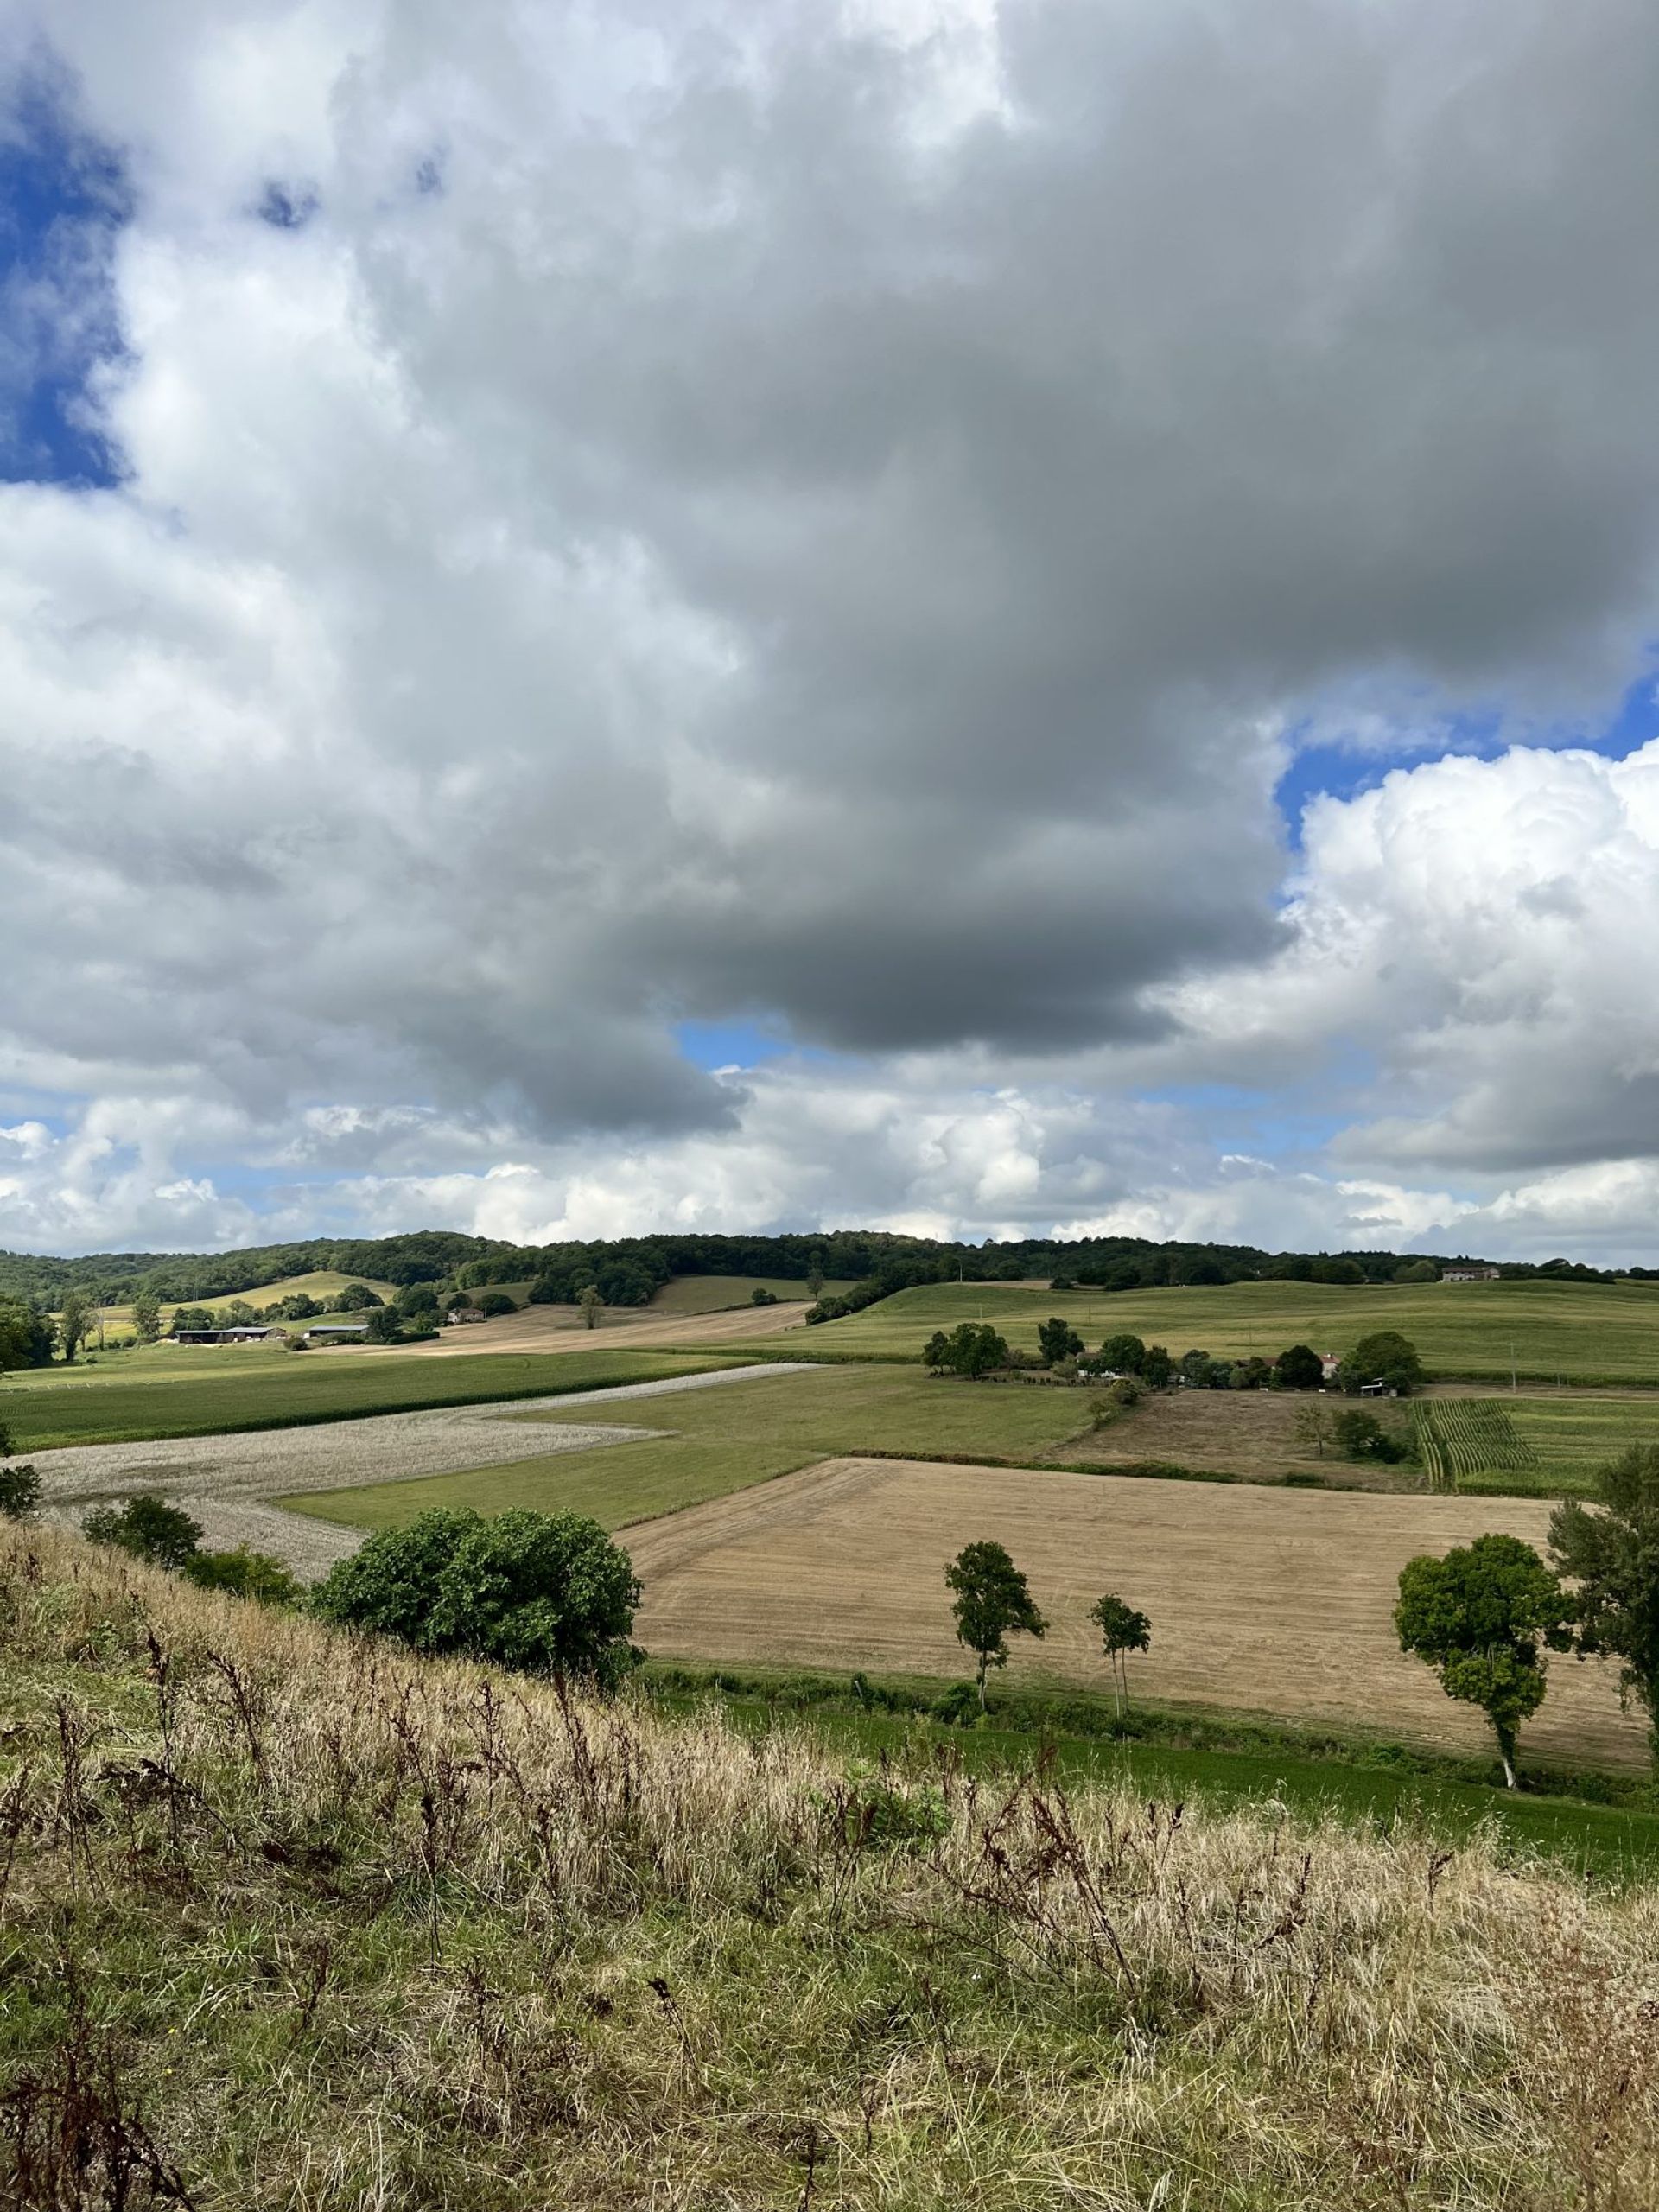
22;1364;814;1580
398;1300;815;1358
626;1453;1650;1771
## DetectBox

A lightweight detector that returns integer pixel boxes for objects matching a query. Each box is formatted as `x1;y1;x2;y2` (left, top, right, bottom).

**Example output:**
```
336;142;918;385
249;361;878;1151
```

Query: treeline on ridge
0;1226;1644;1316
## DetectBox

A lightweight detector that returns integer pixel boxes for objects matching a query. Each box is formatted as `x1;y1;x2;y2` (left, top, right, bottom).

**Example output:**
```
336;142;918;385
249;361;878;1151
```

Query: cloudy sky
4;0;1659;1262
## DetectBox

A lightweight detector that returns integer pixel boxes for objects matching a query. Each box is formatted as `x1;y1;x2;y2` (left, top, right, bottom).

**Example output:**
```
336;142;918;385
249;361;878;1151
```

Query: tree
1096;1332;1147;1376
0;1296;54;1371
750;1286;779;1306
945;1541;1046;1707
0;1463;41;1519
1339;1331;1426;1395
170;1306;214;1335
334;1282;383;1312
395;1282;441;1319
1090;1592;1151;1717
922;1323;1009;1378
1294;1402;1334;1459
313;1507;641;1685
183;1546;303;1605
1394;1260;1438;1284
1332;1408;1408;1463
82;1493;204;1569
579;1285;604;1330
1312;1256;1365;1284
1038;1315;1084;1367
1395;1535;1573;1786
1274;1343;1324;1391
57;1287;92;1364
806;1258;826;1300
1141;1344;1174;1388
365;1305;403;1344
1549;1443;1659;1767
130;1288;163;1344
474;1291;517;1316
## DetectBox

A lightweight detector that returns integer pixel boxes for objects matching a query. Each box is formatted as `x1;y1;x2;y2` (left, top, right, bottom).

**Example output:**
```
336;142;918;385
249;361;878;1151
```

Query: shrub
81;1493;203;1567
183;1546;303;1605
312;1507;642;1686
825;1766;950;1852
1333;1409;1408;1463
928;1681;982;1726
0;1462;41;1519
750;1286;779;1306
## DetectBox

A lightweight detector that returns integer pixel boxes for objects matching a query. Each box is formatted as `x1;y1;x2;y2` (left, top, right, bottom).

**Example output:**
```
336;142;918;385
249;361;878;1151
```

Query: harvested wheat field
402;1296;815;1357
629;1456;1649;1770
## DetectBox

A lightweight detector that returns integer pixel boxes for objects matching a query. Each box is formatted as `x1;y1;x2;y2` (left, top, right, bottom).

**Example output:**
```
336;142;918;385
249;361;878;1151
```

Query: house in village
1440;1265;1500;1282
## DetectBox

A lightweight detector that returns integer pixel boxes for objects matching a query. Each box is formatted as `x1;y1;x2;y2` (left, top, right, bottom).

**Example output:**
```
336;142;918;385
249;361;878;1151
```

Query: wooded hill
0;1225;1637;1310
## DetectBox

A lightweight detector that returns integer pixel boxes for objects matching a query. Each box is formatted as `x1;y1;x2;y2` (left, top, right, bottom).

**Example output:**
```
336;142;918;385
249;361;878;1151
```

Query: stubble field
625;1453;1649;1770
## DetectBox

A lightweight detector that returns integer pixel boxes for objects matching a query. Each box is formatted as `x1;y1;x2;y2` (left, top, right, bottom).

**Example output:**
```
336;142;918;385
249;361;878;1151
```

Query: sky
5;0;1659;1264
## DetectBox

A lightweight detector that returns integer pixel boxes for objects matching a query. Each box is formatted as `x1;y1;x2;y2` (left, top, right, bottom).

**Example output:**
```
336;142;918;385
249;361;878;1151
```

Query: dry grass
626;1455;1652;1770
3;1521;1659;2209
403;1297;816;1357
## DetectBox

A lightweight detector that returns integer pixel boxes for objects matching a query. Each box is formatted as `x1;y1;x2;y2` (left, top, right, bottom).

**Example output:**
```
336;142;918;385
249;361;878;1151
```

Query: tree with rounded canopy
1096;1332;1147;1376
1549;1443;1659;1769
945;1541;1046;1707
1090;1592;1151;1717
334;1282;383;1311
312;1507;642;1686
1274;1343;1324;1391
1395;1535;1573;1786
1340;1330;1426;1395
1141;1344;1174;1388
1394;1259;1439;1283
130;1288;163;1344
923;1323;1010;1378
1037;1315;1084;1366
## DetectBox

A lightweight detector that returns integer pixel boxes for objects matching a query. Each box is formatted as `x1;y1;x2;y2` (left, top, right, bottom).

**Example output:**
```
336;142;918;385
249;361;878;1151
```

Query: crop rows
1412;1400;1538;1494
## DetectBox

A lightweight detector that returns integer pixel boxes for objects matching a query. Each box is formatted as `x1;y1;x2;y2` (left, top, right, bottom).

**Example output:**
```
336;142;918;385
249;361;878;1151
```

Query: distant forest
0;1226;1641;1313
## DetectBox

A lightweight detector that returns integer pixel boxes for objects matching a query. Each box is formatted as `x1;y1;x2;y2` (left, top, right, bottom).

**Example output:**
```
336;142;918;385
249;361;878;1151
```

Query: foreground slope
3;1522;1657;2210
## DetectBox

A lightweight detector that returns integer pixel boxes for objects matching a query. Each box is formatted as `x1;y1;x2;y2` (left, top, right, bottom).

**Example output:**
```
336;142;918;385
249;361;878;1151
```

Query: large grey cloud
7;0;1659;1248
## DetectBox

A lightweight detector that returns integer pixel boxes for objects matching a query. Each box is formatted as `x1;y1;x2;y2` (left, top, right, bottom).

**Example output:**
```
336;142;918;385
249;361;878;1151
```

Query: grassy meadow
808;1274;1659;1382
1;1345;743;1452
650;1272;852;1313
3;1520;1656;2209
282;1363;1096;1533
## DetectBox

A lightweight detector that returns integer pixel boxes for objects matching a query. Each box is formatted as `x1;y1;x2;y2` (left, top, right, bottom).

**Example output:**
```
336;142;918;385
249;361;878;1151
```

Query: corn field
1412;1399;1540;1494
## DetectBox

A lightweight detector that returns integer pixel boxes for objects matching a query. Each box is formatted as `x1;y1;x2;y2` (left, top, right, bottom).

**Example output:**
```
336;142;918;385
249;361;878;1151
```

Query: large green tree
83;1493;204;1568
1096;1332;1147;1376
1549;1444;1659;1768
922;1324;1010;1378
1037;1315;1084;1366
0;1297;54;1371
130;1287;163;1344
1395;1535;1572;1786
945;1541;1046;1707
1340;1331;1426;1395
57;1287;92;1364
1273;1343;1324;1391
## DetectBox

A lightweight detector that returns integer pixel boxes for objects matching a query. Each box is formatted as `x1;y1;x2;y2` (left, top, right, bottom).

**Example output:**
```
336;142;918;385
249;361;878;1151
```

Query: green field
810;1276;1659;1383
1;1348;742;1452
283;1363;1096;1534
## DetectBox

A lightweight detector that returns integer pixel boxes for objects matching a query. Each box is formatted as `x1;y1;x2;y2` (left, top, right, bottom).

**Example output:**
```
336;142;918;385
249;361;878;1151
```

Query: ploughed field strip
22;1364;814;1579
626;1453;1649;1771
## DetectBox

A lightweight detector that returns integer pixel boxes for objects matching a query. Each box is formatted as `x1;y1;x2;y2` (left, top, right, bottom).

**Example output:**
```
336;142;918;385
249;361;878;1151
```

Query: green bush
311;1507;642;1686
826;1765;950;1852
82;1492;203;1567
182;1546;303;1605
0;1461;41;1519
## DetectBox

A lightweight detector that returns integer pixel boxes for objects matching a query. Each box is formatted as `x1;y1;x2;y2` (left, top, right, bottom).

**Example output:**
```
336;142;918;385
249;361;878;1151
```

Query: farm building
1440;1265;1500;1282
172;1325;287;1344
1319;1351;1340;1381
447;1308;490;1325
307;1322;369;1338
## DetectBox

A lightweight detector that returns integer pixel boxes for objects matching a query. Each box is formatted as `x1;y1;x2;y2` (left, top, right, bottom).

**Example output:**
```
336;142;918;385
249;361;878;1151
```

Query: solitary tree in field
807;1262;826;1300
946;1541;1046;1707
1090;1592;1151;1717
579;1285;604;1331
1294;1402;1335;1459
57;1287;92;1364
1395;1535;1573;1787
1037;1315;1084;1367
130;1288;162;1344
1550;1444;1659;1769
